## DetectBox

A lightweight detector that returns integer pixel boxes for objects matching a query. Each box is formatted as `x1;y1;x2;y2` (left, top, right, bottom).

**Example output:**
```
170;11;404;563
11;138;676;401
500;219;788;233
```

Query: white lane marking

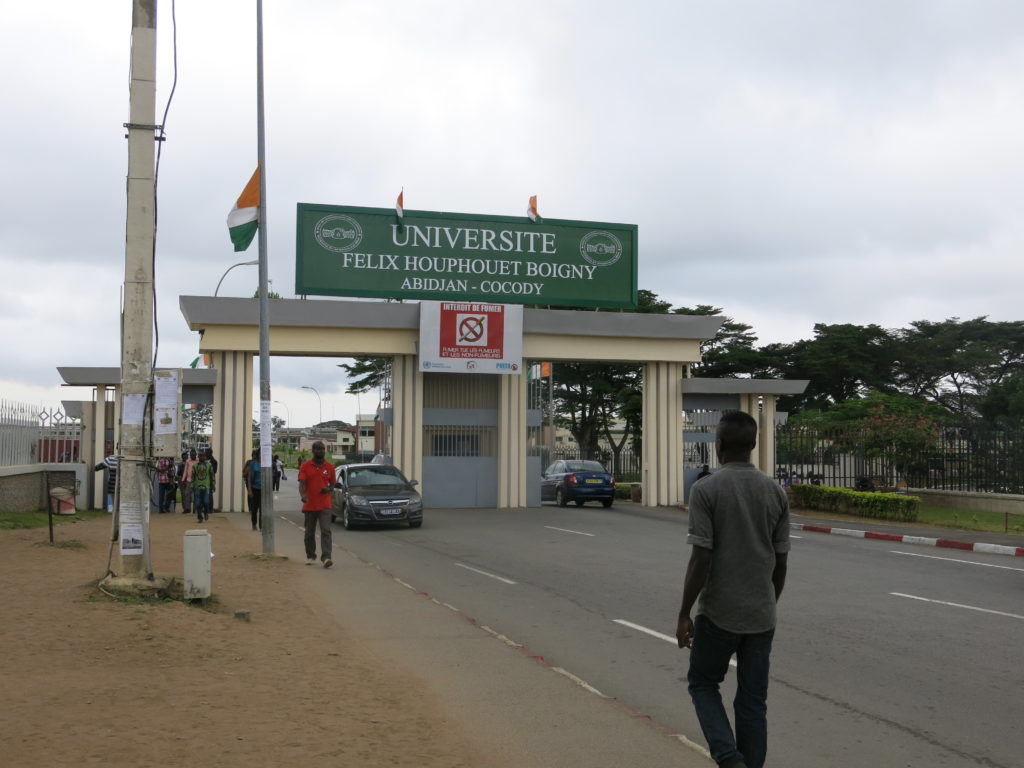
454;562;517;585
891;550;1024;572
890;593;1024;621
545;525;595;537
613;619;737;667
791;535;804;539
614;619;677;643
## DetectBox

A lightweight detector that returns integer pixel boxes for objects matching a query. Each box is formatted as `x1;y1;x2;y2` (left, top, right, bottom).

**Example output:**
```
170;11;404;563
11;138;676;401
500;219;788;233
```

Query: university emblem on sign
579;230;623;267
314;214;363;253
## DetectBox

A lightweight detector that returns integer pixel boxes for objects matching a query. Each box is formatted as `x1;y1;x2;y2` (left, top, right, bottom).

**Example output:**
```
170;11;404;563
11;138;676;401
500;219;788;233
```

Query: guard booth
680;378;809;502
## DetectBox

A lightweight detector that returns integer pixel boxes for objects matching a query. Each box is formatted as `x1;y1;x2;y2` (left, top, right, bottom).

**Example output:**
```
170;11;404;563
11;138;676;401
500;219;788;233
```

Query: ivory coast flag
227;167;260;252
396;188;404;221
527;194;540;223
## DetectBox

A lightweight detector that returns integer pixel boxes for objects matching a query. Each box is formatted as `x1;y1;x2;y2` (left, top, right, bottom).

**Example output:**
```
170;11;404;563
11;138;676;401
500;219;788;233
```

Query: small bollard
183;529;212;600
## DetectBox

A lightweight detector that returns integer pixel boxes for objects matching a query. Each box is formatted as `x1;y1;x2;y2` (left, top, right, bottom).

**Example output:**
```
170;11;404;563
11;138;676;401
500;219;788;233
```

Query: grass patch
0;509;107;530
53;539;87;550
916;505;1024;535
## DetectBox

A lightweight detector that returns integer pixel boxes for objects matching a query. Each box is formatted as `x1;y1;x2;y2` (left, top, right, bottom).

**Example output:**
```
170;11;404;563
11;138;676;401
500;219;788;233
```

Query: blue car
541;459;615;508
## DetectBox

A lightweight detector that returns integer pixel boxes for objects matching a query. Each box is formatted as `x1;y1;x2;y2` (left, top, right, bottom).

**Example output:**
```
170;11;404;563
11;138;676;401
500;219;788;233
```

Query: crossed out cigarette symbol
458;316;486;343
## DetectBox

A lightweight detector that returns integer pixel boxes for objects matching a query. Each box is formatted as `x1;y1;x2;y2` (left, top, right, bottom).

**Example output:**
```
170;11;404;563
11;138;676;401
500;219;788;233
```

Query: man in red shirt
298;441;336;568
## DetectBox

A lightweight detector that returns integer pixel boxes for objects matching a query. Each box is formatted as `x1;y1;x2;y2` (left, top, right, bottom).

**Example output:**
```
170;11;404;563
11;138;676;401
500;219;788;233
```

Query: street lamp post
301;385;322;426
273;399;291;427
214;260;259;296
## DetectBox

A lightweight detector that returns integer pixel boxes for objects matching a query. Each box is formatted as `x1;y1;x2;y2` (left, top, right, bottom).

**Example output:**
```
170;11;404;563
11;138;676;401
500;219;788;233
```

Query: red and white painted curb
792;523;1024;558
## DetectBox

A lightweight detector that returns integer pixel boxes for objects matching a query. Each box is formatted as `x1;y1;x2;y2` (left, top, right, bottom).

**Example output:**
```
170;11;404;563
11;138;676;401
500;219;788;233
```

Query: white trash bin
183;529;212;599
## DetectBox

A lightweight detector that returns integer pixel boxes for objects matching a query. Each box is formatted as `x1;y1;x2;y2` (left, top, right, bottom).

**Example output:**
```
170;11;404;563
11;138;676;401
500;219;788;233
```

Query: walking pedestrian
179;449;197;515
206;448;220;512
243;448;263;531
272;453;282;491
298;441;335;568
676;411;790;768
191;451;215;523
94;452;118;512
155;455;176;513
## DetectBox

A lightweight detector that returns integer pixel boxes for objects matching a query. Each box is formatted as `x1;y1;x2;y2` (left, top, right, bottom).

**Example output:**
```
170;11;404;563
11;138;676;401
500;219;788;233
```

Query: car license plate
585;478;603;484
379;508;401;516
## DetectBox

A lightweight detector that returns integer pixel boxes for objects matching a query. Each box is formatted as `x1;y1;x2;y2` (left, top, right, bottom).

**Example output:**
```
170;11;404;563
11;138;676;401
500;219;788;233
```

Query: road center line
613;619;737;666
454;562;517;585
891;550;1024;572
890;593;1024;621
544;525;595;537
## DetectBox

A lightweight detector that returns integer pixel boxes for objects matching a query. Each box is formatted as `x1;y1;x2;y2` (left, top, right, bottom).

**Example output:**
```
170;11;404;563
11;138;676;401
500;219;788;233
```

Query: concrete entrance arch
180;295;732;511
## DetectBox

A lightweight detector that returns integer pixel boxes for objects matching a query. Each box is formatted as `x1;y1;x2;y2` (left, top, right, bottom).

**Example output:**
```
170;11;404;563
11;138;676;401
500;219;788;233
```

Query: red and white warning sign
420;301;523;374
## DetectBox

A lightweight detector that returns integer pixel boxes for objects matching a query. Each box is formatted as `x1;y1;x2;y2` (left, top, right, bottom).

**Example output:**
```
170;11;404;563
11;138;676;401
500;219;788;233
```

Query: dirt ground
0;512;507;768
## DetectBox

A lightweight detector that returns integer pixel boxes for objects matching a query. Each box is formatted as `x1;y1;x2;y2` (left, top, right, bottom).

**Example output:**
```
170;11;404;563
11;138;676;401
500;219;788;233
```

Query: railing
0;401;82;467
774;422;1024;494
0;399;39;466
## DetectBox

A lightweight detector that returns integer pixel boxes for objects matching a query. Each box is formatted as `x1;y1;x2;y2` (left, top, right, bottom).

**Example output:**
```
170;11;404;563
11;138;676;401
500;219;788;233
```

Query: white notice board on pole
419;301;523;374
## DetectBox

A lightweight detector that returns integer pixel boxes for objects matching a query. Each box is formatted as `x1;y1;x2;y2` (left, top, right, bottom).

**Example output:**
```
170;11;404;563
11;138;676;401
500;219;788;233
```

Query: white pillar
758;395;776;475
497;372;528;508
210;351;252;513
642;362;684;507
390;355;423;486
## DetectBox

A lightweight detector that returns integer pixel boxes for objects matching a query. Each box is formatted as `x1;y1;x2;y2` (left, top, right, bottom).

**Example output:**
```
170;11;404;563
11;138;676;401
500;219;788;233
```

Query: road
278;499;1024;767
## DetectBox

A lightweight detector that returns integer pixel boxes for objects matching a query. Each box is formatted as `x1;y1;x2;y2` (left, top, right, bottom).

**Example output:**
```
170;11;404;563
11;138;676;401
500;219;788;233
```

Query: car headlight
348;495;369;507
407;497;422;511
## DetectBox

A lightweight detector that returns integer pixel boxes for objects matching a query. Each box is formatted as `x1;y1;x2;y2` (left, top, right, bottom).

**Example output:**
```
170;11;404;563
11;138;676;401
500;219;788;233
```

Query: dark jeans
158;482;175;513
688;614;775;768
272;472;281;491
248;488;262;530
304;509;332;561
194;487;212;521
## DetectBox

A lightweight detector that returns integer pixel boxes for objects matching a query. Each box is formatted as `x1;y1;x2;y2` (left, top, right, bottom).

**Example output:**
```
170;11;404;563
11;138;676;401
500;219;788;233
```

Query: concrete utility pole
256;0;276;554
104;0;167;594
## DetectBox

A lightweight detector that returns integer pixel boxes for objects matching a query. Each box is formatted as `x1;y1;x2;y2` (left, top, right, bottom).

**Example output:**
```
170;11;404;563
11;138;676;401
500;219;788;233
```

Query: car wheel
574;499;584;507
556;488;568;507
601;499;613;508
342;506;356;530
408;519;422;529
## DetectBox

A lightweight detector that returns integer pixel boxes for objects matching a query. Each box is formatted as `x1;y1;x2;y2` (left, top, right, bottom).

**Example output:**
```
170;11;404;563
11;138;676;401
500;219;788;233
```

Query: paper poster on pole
119;500;144;555
259;400;273;466
153;370;179;435
419;301;523;374
122;394;146;427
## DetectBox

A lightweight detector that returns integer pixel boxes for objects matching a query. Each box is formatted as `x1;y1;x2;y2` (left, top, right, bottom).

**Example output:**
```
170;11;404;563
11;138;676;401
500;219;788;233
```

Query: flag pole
256;0;275;553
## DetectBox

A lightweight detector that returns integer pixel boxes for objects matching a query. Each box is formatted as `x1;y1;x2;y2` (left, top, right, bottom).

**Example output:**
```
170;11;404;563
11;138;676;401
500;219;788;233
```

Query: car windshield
565;461;605;472
347;466;408;487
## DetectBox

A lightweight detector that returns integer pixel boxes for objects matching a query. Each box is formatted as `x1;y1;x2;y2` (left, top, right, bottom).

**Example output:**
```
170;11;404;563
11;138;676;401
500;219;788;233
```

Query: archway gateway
179;295;730;510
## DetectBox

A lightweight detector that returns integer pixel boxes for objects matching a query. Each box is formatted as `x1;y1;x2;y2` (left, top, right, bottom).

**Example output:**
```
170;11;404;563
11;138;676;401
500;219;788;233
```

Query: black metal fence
775;422;1024;494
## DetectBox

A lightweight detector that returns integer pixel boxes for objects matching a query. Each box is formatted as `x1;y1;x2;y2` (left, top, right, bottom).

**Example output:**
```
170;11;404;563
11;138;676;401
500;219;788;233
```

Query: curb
791;523;1024;558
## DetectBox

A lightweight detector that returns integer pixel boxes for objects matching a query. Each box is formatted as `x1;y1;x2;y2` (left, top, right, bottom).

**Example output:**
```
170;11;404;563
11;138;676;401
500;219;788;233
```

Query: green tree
339;358;389;395
793;391;947;482
672;304;759;378
761;323;899;412
894;317;1024;417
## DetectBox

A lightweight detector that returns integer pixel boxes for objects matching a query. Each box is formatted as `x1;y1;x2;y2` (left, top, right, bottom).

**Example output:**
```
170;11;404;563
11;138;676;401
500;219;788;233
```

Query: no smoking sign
439;303;505;358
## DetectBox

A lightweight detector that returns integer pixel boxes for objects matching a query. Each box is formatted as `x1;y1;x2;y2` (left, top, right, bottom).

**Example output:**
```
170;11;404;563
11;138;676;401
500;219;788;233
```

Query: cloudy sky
3;1;1023;427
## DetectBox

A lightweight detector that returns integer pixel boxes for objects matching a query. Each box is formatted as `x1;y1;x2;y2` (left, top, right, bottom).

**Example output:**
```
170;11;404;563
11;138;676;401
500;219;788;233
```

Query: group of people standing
155;449;217;522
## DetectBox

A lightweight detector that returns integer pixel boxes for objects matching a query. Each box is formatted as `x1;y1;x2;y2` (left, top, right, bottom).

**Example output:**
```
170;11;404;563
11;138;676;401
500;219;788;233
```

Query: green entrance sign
295;204;638;309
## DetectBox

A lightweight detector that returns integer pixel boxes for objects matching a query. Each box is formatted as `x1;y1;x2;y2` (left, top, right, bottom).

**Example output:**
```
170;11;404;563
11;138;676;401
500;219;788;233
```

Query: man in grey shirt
676;411;790;768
